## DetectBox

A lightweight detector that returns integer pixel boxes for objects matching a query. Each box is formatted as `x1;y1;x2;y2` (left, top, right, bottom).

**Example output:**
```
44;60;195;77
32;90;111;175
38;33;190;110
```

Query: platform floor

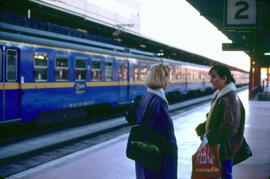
7;90;270;179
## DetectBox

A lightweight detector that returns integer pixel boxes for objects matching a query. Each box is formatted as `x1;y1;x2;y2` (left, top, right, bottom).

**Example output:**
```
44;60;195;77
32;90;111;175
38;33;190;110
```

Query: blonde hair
145;63;171;89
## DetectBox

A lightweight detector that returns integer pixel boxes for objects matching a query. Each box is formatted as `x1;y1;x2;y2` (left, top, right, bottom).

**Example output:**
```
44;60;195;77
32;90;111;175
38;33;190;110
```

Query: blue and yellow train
0;15;249;124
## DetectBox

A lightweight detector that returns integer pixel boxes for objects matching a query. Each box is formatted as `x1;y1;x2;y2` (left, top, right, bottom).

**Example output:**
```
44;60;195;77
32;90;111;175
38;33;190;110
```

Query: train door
118;60;129;102
0;47;21;122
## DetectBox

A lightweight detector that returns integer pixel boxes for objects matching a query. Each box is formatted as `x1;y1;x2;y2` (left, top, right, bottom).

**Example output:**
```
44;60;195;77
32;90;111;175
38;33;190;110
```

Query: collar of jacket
147;88;169;105
206;82;237;132
213;82;237;102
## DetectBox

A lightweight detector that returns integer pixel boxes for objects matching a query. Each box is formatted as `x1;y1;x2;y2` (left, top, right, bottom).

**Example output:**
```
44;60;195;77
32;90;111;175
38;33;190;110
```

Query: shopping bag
191;143;221;179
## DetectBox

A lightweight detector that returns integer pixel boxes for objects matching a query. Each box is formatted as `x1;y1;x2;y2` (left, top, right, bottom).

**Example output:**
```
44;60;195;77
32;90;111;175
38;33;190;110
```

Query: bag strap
140;94;155;127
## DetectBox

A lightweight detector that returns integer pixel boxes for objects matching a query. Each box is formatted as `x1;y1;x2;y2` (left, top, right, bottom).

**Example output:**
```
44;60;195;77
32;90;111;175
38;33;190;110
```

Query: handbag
126;95;174;170
233;137;253;165
233;102;253;165
191;143;222;179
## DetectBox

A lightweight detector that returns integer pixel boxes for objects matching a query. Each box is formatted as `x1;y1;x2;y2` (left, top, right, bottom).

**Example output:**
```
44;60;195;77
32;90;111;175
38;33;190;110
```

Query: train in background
0;12;249;124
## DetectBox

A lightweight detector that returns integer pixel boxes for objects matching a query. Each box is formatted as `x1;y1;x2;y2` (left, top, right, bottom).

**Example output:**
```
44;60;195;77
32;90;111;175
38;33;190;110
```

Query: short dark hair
209;65;235;84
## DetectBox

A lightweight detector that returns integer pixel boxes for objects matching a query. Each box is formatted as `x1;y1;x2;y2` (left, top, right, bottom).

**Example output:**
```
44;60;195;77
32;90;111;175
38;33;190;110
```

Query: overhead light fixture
264;52;270;56
140;44;146;48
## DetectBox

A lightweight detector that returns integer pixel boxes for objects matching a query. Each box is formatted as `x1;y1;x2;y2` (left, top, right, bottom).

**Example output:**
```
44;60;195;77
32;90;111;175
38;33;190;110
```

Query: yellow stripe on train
0;83;20;89
0;80;201;90
21;82;74;89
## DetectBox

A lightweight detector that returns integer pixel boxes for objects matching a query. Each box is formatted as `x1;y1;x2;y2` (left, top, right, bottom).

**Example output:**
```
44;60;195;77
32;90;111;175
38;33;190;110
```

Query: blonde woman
135;63;178;179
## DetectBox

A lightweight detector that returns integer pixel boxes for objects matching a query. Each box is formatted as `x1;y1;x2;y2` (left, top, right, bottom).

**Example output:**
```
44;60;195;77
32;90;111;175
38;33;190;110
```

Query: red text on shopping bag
192;144;221;179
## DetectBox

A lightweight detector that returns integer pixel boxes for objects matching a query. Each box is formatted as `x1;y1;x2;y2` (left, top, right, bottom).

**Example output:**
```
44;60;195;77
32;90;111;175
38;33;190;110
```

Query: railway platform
5;90;270;179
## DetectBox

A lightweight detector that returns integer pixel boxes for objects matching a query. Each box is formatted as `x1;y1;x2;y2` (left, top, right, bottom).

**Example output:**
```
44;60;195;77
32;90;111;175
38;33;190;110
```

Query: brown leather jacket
196;91;245;160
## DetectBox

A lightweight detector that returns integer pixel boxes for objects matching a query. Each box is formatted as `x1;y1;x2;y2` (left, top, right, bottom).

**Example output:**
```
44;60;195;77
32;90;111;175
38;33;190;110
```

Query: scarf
205;82;237;132
147;88;169;105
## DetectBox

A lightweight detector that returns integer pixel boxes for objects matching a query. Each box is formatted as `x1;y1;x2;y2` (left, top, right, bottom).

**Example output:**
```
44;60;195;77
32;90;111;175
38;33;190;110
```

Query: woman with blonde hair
135;63;178;179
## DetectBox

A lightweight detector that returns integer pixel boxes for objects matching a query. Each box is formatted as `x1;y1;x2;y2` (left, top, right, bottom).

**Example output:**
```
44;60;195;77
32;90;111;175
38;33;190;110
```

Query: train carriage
0;13;249;124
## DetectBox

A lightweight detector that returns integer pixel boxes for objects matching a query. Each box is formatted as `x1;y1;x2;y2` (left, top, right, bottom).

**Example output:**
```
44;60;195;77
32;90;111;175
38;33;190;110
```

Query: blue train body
0;20;248;124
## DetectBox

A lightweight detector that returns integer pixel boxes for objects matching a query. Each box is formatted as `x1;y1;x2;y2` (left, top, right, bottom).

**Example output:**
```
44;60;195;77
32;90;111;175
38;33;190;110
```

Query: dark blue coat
135;92;178;179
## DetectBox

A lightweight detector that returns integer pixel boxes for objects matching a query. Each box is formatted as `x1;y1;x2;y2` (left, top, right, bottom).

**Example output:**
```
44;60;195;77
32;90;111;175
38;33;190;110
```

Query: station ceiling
186;0;270;67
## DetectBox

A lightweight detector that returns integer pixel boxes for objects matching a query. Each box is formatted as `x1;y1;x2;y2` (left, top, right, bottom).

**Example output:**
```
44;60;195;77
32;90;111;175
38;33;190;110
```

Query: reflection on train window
194;70;197;79
133;63;139;80
187;70;192;80
118;61;128;81
175;66;182;79
55;55;69;81
34;52;48;81
171;66;176;80
0;50;2;81
140;63;148;80
182;68;187;80
105;61;113;81
75;57;86;81
6;49;17;81
200;71;206;80
91;60;101;81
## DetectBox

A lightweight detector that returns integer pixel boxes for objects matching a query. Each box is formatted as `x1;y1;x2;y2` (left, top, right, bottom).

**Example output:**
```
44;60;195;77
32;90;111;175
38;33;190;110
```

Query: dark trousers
221;159;233;179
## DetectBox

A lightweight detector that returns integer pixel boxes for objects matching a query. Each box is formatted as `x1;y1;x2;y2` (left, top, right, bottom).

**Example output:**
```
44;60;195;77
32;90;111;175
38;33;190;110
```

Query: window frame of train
118;60;128;81
133;62;139;81
55;55;69;81
91;58;102;81
139;62;148;81
34;52;49;82
105;60;113;81
170;65;176;80
3;47;21;121
74;56;87;81
6;49;17;82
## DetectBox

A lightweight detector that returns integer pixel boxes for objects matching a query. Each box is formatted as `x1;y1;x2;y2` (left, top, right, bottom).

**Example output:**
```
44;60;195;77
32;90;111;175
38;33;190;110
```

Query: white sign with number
226;0;256;25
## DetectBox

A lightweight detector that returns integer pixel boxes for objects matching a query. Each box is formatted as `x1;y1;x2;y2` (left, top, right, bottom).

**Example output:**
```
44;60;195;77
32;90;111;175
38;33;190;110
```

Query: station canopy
187;0;270;67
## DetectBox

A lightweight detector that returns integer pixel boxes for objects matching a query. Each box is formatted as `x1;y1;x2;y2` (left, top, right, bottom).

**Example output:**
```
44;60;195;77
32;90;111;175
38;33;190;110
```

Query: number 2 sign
225;0;257;28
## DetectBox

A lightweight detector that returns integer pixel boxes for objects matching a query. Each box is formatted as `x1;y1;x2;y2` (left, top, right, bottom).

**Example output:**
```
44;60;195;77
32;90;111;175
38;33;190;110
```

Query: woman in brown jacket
195;65;245;179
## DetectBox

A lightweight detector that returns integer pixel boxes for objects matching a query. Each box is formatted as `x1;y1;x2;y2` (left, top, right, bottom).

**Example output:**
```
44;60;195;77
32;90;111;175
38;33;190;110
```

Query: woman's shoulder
219;91;240;106
220;91;237;99
143;92;165;102
140;93;167;110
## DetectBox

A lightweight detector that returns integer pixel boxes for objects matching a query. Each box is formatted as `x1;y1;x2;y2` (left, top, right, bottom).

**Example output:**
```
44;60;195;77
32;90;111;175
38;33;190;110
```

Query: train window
171;66;176;80
91;60;101;81
140;63;148;80
177;67;181;79
55;55;69;81
0;50;2;81
34;52;48;81
105;61;113;81
6;49;17;82
133;63;139;80
118;61;128;81
74;57;86;81
182;68;187;80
